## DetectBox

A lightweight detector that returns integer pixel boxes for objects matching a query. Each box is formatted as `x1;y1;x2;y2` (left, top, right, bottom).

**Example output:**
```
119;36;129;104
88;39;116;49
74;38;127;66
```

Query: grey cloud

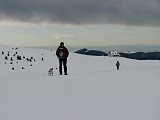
0;0;160;26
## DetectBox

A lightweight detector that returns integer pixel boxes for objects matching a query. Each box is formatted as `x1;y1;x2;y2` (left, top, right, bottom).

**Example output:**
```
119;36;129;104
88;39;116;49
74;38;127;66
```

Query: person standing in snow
116;61;120;70
56;42;69;75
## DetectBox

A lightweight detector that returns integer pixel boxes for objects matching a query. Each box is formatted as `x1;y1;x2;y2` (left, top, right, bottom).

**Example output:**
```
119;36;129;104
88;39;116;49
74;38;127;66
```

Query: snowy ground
0;45;160;120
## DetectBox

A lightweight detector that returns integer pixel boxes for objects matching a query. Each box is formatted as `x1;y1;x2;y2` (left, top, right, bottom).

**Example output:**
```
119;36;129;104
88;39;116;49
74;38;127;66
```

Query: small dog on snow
48;68;53;76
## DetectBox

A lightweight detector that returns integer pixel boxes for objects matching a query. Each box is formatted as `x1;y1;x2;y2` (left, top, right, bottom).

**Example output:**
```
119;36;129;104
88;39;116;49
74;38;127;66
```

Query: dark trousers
59;58;67;75
116;65;119;70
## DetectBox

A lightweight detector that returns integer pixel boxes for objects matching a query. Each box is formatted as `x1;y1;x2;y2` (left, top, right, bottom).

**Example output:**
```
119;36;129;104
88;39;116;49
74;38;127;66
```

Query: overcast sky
0;0;160;47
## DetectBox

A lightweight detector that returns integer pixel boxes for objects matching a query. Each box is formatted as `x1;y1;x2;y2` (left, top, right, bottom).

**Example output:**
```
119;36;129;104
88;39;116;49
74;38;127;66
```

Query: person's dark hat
60;42;64;46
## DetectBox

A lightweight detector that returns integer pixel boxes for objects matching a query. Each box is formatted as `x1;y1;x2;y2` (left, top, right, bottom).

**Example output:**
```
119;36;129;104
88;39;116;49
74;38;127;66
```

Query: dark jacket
56;45;69;58
116;61;120;66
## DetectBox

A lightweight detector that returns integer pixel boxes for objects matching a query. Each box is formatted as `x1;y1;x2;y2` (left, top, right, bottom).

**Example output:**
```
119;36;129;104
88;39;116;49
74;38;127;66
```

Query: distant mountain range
75;48;108;56
120;52;160;60
75;48;160;60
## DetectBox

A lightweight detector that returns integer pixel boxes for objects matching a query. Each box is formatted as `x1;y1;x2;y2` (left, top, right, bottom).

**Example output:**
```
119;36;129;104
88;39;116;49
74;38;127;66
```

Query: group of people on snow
56;42;120;75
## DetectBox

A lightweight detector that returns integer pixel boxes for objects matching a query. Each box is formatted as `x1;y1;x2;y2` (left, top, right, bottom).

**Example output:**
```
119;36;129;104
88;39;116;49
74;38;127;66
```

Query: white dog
48;68;53;76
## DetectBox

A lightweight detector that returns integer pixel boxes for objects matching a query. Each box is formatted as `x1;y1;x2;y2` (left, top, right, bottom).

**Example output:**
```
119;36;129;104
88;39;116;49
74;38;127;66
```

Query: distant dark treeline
75;48;160;60
119;52;160;60
75;48;108;56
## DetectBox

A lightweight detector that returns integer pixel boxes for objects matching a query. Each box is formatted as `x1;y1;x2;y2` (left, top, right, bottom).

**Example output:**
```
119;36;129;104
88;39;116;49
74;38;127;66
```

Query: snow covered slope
0;45;160;120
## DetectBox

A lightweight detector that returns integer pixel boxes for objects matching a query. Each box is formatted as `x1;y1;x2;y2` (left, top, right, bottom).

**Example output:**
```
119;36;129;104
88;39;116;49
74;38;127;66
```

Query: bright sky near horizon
0;0;160;47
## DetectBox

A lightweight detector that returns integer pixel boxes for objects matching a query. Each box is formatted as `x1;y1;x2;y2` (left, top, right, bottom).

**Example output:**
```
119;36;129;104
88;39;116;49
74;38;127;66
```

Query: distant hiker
56;42;69;75
116;61;120;70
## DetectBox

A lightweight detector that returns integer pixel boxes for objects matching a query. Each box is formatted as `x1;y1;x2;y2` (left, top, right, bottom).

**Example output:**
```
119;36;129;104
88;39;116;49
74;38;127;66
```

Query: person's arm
65;48;69;57
56;47;60;57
